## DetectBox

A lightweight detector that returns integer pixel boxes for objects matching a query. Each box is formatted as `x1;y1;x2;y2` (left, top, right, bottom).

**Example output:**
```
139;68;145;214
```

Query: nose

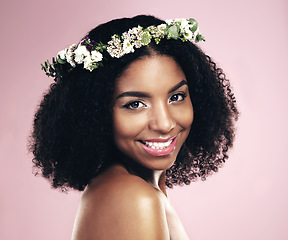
148;102;176;133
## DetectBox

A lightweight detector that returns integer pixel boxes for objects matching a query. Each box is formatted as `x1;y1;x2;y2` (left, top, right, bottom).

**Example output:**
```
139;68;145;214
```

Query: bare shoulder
72;165;169;240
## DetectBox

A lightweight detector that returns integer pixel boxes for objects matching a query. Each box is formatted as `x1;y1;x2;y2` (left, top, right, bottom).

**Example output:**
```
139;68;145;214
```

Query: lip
139;136;178;157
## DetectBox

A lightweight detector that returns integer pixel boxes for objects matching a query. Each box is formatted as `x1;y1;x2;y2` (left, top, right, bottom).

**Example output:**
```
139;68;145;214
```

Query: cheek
174;102;194;130
113;111;147;140
184;106;194;128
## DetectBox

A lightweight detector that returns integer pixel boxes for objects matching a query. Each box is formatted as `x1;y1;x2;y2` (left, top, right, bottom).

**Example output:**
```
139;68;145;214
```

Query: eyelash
169;92;187;103
122;93;188;110
122;101;146;110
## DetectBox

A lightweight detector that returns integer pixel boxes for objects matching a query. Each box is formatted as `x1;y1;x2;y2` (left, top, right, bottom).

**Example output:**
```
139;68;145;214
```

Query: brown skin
72;56;193;240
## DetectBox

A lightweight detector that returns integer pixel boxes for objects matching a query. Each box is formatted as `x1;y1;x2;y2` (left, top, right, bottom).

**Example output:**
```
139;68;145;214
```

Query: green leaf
140;31;152;45
195;33;205;43
57;57;66;64
189;18;198;32
168;25;179;40
49;66;54;72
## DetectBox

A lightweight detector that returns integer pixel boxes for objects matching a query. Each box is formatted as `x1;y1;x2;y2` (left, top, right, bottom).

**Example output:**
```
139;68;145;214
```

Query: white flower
74;45;90;64
180;19;189;29
91;51;103;62
106;46;114;56
184;28;193;40
132;26;142;34
66;44;77;67
127;29;136;40
174;18;183;23
58;49;67;60
122;32;130;41
157;24;166;33
134;40;142;48
83;55;94;71
122;39;134;54
108;37;121;48
165;19;174;25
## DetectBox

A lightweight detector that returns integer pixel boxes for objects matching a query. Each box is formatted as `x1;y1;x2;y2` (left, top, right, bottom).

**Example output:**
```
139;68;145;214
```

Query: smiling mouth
141;139;173;149
138;137;177;156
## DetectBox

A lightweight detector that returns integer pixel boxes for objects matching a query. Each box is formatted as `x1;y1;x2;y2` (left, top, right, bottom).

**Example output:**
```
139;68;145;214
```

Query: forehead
114;55;186;94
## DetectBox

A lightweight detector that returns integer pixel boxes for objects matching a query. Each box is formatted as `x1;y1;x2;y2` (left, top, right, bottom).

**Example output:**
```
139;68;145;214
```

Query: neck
113;149;167;195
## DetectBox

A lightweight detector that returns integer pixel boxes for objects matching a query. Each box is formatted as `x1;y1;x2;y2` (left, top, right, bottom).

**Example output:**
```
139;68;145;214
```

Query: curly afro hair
30;15;239;191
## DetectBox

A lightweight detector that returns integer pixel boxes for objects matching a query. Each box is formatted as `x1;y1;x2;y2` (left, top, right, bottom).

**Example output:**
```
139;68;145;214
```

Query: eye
169;93;187;103
123;101;146;110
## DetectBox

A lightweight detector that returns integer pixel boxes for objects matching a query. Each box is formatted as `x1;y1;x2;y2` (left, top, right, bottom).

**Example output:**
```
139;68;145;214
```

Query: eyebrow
115;80;187;99
168;80;187;94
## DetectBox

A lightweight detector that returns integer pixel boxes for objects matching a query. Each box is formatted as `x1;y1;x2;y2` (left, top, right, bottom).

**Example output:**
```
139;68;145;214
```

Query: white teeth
144;139;173;149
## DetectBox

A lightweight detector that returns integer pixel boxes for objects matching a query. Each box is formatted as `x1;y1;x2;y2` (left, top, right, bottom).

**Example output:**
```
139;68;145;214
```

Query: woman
31;15;239;239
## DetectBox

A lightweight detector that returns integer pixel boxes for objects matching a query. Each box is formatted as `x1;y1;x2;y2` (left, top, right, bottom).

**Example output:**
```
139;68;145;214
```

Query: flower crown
41;18;205;79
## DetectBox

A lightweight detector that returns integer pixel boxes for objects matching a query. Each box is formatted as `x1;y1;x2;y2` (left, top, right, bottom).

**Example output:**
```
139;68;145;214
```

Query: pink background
1;0;287;239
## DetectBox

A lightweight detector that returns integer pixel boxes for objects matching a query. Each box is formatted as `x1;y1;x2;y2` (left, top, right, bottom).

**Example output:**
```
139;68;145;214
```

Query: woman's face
113;55;193;171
